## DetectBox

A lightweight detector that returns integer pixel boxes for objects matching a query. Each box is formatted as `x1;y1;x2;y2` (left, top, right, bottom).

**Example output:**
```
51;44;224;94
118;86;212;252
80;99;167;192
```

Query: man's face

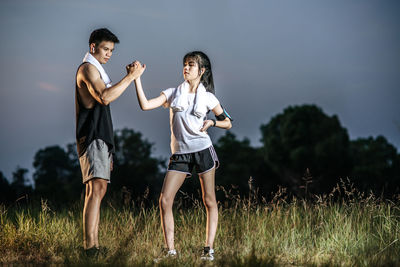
92;41;115;64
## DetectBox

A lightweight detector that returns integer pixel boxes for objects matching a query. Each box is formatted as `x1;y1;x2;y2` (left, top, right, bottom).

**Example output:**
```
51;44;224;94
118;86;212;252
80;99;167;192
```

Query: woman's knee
159;194;174;210
203;195;217;209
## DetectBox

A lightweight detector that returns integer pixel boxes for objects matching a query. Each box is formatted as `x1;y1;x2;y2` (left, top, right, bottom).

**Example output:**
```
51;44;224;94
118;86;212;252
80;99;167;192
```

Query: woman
132;51;232;261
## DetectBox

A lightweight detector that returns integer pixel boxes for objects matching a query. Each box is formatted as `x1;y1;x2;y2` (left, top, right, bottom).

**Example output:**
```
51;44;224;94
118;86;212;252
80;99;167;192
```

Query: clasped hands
126;60;146;80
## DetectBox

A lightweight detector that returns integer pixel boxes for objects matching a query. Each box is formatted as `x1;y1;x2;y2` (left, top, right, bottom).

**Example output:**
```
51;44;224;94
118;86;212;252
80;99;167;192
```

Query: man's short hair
89;28;120;46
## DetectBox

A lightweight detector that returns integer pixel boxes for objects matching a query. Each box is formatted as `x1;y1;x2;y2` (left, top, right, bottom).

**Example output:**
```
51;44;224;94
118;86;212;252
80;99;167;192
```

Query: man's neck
90;52;103;64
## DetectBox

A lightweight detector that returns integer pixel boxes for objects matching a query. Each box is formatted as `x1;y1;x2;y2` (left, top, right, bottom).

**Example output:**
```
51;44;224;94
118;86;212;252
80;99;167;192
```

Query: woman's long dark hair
183;51;215;94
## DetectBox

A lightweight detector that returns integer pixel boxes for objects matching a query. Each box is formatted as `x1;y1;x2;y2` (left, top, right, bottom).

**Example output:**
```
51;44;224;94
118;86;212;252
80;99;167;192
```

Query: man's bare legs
83;178;108;249
159;172;187;250
93;209;100;247
199;167;218;249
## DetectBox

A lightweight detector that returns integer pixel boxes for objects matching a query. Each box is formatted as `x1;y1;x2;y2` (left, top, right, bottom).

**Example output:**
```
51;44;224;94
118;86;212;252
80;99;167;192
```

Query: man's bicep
82;65;106;104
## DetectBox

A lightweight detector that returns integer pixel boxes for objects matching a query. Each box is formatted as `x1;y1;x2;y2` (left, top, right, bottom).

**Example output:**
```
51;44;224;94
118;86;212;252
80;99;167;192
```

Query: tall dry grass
1;179;400;266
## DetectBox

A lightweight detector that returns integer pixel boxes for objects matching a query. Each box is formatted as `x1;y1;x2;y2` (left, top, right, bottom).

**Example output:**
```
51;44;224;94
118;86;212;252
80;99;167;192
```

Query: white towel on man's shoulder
171;81;208;118
82;52;112;88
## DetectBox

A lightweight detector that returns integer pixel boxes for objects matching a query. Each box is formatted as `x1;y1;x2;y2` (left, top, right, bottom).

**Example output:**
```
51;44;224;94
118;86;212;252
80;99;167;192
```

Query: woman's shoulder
162;87;177;96
205;92;220;110
206;91;219;100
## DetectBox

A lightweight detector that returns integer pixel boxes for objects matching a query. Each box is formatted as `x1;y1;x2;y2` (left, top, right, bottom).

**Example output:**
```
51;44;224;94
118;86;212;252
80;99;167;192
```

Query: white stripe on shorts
209;146;220;169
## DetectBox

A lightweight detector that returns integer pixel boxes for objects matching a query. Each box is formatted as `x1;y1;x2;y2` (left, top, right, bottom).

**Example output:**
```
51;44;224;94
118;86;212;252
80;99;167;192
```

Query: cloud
37;82;60;92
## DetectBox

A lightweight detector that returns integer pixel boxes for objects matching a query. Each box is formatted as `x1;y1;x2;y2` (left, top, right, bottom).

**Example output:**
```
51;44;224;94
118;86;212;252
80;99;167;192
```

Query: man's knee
91;178;108;199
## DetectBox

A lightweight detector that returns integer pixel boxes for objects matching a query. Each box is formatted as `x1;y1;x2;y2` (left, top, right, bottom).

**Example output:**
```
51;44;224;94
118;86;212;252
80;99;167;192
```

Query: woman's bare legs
159;171;187;250
199;167;218;248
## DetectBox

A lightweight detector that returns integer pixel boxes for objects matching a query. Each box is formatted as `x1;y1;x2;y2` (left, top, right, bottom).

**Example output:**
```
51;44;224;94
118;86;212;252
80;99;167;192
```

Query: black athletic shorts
167;146;219;177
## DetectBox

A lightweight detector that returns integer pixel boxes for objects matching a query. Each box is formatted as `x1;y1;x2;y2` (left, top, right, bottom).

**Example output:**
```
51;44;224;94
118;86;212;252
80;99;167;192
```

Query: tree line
1;104;399;206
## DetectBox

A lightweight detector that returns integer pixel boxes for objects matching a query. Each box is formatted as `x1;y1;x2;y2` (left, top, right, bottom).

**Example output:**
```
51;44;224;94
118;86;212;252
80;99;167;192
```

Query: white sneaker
153;249;177;263
200;246;214;261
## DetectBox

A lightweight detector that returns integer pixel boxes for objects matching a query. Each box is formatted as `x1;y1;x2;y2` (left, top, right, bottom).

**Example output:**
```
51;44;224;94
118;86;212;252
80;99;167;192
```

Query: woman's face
183;58;203;82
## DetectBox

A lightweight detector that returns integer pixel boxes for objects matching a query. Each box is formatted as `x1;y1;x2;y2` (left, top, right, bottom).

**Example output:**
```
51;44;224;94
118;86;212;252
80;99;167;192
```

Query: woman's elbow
140;104;151;111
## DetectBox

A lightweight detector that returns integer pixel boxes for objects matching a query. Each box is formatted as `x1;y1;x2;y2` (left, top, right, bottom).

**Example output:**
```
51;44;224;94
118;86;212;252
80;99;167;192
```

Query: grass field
1;181;400;266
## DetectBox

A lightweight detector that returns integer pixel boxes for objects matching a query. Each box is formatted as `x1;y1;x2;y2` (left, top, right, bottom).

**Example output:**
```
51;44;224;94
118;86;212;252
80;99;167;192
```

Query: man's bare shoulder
76;63;97;107
78;63;100;81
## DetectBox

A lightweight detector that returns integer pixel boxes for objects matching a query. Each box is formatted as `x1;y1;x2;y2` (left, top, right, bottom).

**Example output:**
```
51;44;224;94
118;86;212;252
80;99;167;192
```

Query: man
75;28;142;255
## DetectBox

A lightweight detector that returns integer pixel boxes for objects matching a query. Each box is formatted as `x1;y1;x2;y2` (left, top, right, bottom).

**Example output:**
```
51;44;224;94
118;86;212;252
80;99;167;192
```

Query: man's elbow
100;97;110;106
98;88;112;105
99;92;111;105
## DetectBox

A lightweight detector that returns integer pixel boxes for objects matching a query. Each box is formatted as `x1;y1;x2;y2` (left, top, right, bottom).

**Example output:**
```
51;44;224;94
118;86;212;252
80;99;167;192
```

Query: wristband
211;119;216;127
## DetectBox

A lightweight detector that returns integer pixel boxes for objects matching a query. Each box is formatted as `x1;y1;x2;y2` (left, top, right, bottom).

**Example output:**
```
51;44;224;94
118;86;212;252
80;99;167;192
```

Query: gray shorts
79;139;112;184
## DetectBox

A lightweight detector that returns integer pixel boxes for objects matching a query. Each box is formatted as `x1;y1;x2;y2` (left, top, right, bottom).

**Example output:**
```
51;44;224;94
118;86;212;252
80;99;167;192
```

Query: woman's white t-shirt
162;88;220;154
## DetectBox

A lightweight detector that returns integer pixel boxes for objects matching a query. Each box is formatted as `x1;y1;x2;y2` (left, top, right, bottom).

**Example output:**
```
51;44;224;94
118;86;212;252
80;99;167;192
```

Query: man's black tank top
75;63;115;157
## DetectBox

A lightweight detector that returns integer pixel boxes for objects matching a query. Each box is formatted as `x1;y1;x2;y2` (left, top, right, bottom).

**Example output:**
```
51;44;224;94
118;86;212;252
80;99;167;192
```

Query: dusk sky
1;0;399;183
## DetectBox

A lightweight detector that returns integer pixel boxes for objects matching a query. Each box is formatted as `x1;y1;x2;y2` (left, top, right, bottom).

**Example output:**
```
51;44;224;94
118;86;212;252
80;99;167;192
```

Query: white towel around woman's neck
82;52;112;88
171;81;208;118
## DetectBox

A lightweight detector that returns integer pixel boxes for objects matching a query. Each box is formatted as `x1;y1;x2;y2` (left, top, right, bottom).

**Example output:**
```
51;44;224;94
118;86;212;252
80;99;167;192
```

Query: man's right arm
81;63;142;106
